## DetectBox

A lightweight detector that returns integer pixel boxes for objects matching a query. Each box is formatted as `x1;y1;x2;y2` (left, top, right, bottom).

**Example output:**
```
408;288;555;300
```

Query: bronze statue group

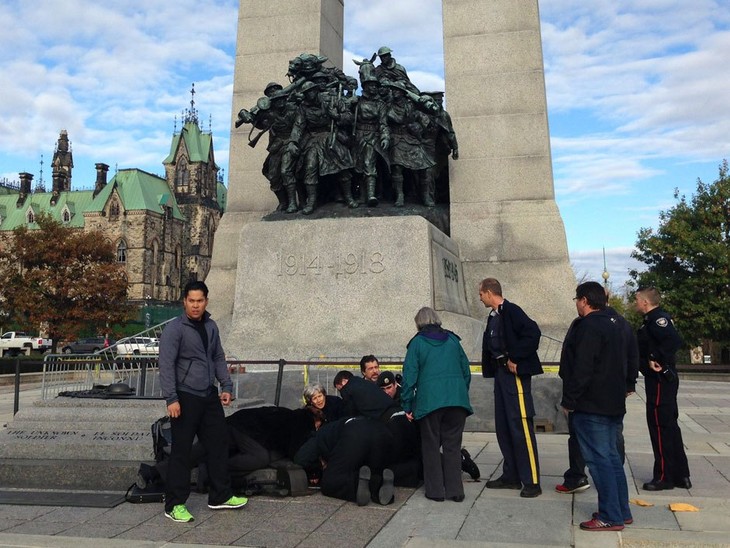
236;48;458;215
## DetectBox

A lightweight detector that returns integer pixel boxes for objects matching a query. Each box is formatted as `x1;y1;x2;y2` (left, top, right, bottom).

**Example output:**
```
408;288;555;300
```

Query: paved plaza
0;376;729;547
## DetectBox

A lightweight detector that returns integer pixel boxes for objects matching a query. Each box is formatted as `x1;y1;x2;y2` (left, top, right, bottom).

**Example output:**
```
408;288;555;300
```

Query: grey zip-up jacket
159;311;232;405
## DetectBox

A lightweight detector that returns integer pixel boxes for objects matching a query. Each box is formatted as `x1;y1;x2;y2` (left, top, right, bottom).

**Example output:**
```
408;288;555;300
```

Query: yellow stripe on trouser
514;375;539;484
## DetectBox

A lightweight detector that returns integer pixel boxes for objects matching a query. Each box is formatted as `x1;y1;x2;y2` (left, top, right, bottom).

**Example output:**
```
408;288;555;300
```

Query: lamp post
145;294;152;329
601;247;610;292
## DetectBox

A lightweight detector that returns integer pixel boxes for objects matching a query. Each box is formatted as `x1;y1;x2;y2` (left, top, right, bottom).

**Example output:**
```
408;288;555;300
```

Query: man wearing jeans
560;281;632;531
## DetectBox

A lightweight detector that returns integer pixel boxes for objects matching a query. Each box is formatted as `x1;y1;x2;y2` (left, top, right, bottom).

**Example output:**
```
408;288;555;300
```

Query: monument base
225;216;483;361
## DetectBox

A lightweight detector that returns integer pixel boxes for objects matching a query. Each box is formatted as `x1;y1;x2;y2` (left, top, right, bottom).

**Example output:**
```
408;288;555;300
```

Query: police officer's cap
377;46;393;56
377;371;396;387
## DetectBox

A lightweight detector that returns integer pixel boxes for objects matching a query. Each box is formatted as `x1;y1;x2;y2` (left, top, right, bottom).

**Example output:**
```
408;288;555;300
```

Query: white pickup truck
0;331;53;356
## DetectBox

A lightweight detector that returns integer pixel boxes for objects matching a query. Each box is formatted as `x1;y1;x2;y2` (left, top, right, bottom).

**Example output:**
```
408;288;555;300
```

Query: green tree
0;213;133;350
630;160;730;345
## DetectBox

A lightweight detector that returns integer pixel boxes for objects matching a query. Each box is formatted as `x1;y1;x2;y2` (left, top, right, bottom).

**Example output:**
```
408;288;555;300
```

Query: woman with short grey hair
302;382;345;424
400;306;473;502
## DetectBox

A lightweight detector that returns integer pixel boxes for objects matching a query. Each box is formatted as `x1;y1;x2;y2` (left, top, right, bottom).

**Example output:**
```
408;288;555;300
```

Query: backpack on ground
151;416;172;462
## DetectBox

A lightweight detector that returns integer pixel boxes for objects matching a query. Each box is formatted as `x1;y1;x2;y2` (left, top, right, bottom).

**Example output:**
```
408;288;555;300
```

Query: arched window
109;200;120;219
26;209;35;224
62;209;71;223
116;240;127;263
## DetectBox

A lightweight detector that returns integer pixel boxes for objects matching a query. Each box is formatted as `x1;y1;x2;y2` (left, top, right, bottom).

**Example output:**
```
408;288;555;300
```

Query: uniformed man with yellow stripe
479;278;543;497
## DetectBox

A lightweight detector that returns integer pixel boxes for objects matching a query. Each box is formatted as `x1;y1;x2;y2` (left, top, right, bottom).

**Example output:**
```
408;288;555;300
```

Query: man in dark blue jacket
479;277;542;498
159;280;247;523
561;281;631;531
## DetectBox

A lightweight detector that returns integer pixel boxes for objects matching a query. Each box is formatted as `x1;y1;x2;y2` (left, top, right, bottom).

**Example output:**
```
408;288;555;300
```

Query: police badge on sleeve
656;318;669;328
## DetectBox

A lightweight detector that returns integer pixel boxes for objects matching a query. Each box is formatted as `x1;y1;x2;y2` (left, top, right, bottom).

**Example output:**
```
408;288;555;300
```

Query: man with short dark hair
561;282;632;531
635;287;690;491
360;354;381;382
159;281;247;523
479;277;542;498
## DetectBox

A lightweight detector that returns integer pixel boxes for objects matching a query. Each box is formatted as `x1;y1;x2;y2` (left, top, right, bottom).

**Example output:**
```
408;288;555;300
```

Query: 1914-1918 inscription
277;250;385;277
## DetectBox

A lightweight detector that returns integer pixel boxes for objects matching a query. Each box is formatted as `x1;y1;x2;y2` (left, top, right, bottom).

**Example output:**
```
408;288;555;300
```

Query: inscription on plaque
277;251;385;278
7;429;149;442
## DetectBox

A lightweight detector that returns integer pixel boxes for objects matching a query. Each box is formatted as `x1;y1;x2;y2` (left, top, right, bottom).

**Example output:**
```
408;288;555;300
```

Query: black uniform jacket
560;309;627;416
637;307;683;377
481;299;543;378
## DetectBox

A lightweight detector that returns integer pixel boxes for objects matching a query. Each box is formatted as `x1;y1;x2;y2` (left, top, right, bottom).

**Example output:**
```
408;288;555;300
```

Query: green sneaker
165;504;194;523
208;495;248;510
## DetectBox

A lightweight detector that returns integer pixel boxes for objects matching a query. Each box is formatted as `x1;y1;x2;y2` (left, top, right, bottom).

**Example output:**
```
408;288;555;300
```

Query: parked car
61;337;115;355
0;331;52;356
115;337;159;356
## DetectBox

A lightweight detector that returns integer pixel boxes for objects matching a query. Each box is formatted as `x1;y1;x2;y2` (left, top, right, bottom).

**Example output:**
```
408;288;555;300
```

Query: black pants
320;418;392;502
644;375;690;483
418;407;467;499
165;391;232;512
494;367;540;486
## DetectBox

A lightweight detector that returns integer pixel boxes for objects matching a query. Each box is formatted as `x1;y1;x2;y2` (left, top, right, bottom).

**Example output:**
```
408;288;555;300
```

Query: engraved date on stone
277;252;385;277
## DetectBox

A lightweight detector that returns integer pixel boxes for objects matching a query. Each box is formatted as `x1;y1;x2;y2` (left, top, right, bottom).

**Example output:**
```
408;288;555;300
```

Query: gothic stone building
0;117;226;304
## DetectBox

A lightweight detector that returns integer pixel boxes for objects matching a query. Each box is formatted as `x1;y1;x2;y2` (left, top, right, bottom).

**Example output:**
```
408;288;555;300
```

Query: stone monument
207;0;576;361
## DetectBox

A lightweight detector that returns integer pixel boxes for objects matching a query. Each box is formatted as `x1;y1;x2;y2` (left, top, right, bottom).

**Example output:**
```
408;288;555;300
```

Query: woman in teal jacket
401;307;473;502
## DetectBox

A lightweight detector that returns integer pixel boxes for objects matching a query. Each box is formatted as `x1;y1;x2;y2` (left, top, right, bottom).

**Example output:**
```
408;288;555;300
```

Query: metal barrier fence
40;331;564;403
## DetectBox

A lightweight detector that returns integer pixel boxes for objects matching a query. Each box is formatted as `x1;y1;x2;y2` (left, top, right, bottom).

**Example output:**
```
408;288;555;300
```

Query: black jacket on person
560;309;627;416
338;376;401;420
606;306;640;393
225;406;316;459
481;299;543;378
637;307;683;377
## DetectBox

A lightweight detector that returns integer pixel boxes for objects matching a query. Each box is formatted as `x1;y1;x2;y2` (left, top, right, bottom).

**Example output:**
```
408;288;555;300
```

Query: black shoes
356;466;371;506
461;448;481;480
486;476;521;490
642;480;674;491
520;484;542;498
376;468;395;505
450;494;465;502
425;494;444;502
676;477;692;489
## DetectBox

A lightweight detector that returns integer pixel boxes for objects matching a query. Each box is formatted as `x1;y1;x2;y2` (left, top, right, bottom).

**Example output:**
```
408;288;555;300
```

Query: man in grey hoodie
159;280;247;523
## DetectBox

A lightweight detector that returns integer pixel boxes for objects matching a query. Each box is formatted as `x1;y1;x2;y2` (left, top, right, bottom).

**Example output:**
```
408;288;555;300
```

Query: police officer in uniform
635;287;691;491
479;278;543;497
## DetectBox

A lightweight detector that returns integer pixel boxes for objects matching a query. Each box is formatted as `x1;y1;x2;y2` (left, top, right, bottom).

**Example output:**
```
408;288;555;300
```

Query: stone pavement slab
1;378;730;547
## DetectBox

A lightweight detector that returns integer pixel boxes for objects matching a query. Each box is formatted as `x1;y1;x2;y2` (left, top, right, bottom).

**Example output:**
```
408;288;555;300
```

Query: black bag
125;483;165;503
151;416;172;462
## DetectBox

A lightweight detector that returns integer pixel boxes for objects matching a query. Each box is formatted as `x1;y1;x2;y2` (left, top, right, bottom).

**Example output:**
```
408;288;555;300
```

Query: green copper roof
0;168;184;231
163;121;215;165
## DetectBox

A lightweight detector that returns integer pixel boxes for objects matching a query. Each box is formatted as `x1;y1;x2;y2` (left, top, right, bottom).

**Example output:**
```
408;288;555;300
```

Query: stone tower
163;86;224;284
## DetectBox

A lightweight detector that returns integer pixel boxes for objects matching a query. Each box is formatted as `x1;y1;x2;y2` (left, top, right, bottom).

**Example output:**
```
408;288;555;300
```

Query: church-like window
26;209;35;224
62;209;71;223
117;240;127;263
109;200;120;219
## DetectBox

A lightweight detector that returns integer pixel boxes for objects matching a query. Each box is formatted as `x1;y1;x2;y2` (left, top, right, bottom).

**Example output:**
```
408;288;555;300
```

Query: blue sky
1;0;728;292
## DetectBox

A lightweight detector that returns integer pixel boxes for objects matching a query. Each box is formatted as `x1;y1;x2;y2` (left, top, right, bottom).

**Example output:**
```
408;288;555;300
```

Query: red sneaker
593;512;633;525
579;518;624;531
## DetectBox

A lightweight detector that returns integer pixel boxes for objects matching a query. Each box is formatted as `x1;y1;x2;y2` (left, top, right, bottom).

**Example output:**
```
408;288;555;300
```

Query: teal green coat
400;326;473;420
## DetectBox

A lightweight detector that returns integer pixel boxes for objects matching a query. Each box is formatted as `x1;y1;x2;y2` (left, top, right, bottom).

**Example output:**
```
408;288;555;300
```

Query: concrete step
0;458;148;491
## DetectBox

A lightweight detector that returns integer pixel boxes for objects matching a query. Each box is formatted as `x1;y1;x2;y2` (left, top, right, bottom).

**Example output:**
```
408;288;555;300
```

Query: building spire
183;83;199;126
34;153;46;193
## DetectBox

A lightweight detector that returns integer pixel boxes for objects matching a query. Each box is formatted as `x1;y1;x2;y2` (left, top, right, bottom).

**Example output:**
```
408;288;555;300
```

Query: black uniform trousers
494;367;540;486
644;375;690;484
165;391;232;512
418;406;467;500
320;418;392;502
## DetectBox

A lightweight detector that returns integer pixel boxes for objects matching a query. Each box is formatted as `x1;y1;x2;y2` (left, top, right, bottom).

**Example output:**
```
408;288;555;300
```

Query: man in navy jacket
479;277;543;498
